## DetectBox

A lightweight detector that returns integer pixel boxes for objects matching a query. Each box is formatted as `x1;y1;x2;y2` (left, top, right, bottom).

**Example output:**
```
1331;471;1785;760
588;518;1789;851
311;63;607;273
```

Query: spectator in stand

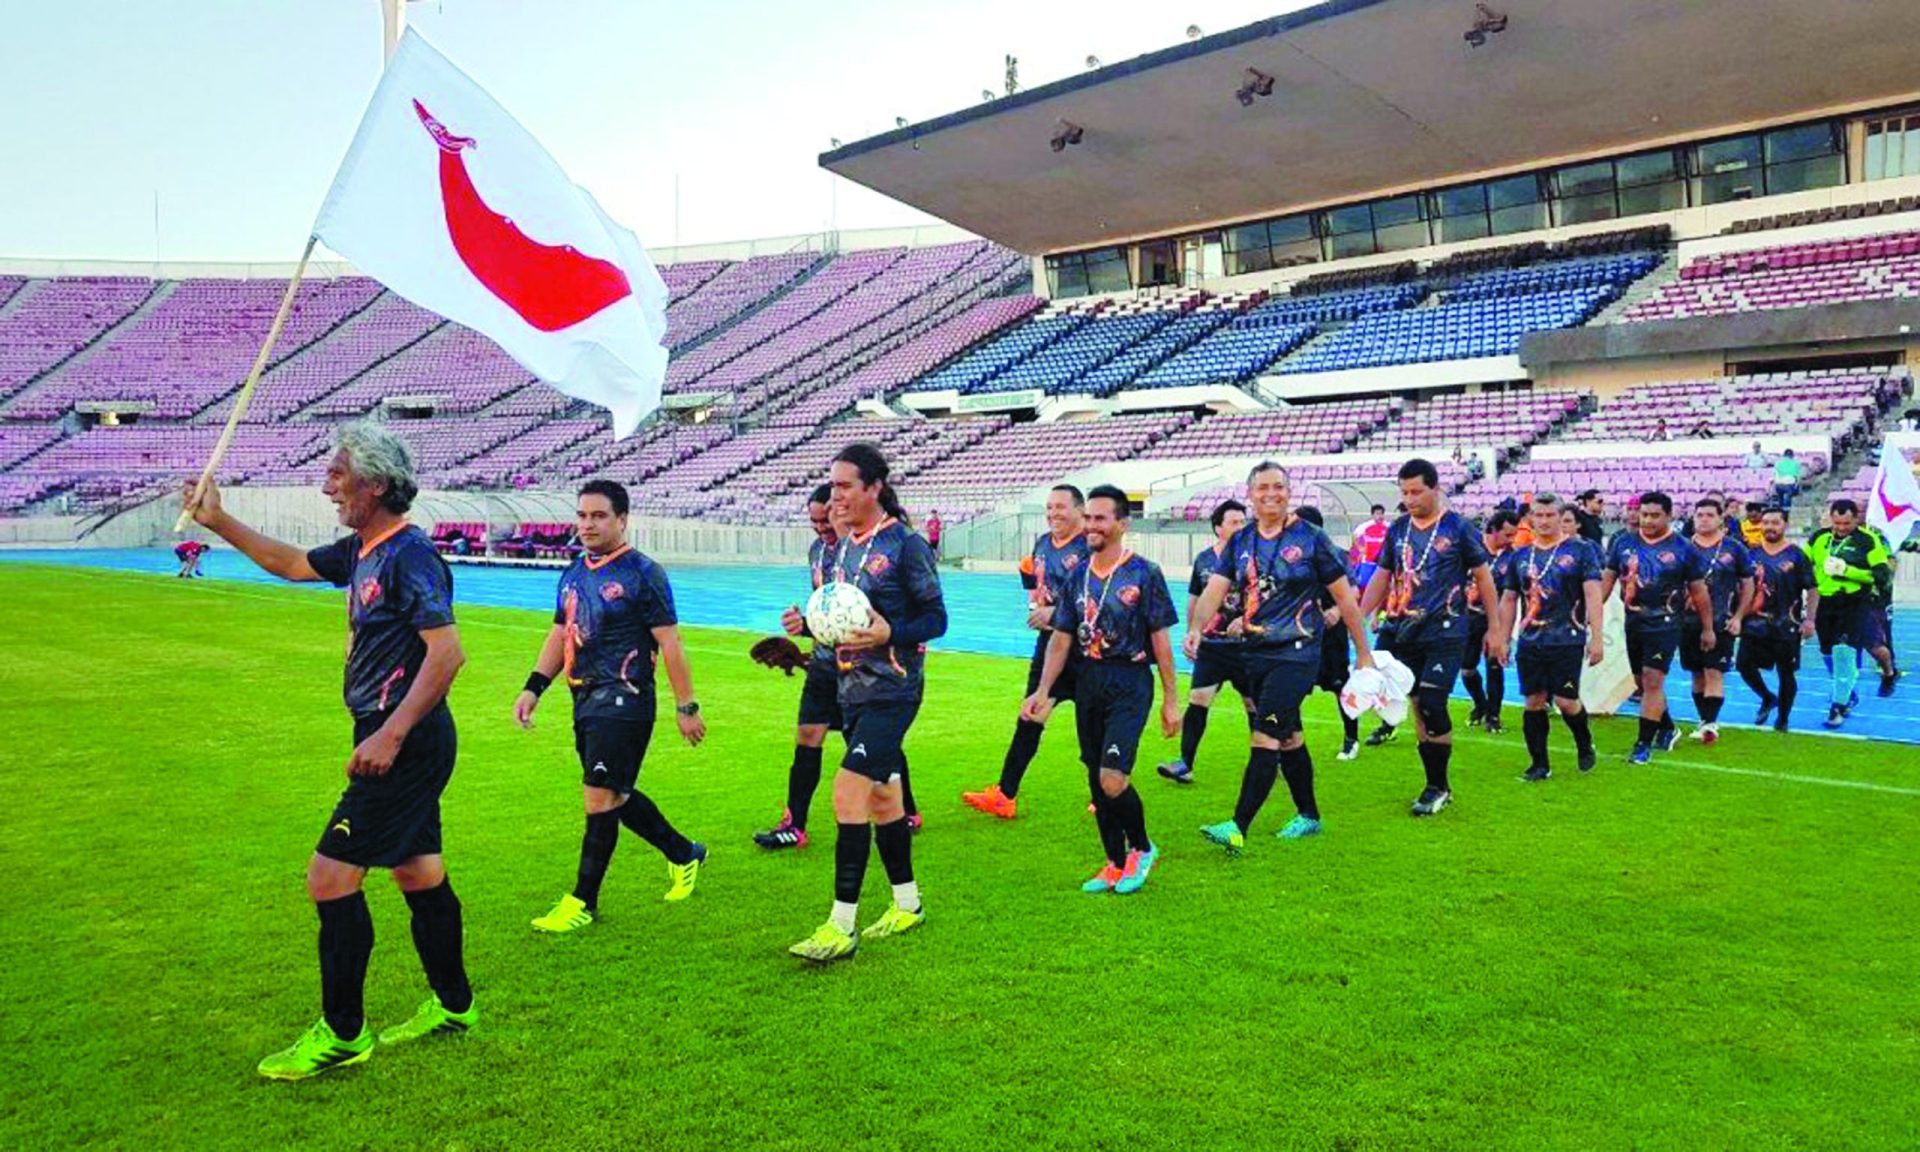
1689;419;1713;439
1464;454;1486;483
1652;418;1670;442
1351;505;1390;589
1745;442;1769;469
1773;449;1804;510
926;510;943;560
1900;409;1920;433
1740;502;1767;547
1574;490;1606;545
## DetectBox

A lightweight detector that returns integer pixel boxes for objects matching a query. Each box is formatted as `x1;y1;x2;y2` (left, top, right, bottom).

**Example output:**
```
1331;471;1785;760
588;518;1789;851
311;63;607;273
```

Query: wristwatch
676;701;701;717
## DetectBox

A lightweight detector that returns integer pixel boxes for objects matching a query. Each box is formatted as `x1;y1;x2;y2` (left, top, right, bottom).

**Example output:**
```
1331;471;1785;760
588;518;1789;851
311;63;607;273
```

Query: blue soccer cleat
1276;815;1322;840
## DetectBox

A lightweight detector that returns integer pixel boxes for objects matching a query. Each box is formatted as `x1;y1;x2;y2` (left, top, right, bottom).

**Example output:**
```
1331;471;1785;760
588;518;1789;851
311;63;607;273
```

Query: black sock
1637;716;1657;746
1564;708;1594;754
1233;747;1281;833
1690;691;1709;725
1341;711;1360;743
1179;705;1209;768
1738;663;1774;703
1486;662;1505;714
403;880;472;1014
998;718;1045;799
1462;667;1487;712
316;892;373;1039
1417;740;1451;793
1776;668;1798;720
787;745;824;830
1278;745;1319;821
1112;785;1150;853
572;810;621;909
873;817;914;888
834;822;872;904
1091;790;1127;866
1702;696;1724;724
1523;709;1550;767
898;754;919;819
618;792;694;864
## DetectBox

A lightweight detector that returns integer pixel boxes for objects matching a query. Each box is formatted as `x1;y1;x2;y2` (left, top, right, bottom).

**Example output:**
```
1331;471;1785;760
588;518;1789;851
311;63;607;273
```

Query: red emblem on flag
414;100;632;332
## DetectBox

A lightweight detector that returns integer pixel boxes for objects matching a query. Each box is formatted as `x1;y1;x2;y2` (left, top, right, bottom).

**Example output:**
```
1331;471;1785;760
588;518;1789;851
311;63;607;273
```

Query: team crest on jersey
1557;556;1576;570
600;582;625;603
1281;545;1304;564
1432;535;1454;554
1061;553;1082;571
865;553;892;578
1658;551;1677;564
358;576;382;606
1118;584;1141;606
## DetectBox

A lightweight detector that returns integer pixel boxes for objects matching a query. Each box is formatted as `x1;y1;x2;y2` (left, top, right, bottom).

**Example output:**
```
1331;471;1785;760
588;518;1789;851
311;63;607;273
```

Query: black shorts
1814;597;1867;655
1625;625;1680;676
1192;641;1246;694
1516;644;1584;701
576;706;655;794
1024;631;1081;702
1737;631;1802;673
317;705;457;870
1862;605;1892;652
841;699;918;783
1074;663;1155;775
1243;648;1318;740
1390;636;1467;694
1678;622;1734;674
797;661;843;730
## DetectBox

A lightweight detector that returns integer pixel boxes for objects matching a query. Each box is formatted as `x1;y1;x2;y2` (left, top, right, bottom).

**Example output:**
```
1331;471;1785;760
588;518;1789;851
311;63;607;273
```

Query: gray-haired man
183;420;476;1081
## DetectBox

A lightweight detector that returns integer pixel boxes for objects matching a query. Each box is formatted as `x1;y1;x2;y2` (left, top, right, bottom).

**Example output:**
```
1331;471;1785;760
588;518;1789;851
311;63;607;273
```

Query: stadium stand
1722;196;1920;235
0;278;159;404
1624;231;1920;321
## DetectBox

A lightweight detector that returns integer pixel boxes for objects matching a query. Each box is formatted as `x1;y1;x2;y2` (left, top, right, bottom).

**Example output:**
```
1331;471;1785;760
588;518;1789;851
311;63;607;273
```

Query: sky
0;0;1300;264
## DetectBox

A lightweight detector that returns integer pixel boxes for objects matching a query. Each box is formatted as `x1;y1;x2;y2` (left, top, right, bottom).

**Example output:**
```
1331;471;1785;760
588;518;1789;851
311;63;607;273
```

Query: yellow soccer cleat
664;842;707;903
378;996;479;1046
788;920;858;963
256;1018;372;1081
860;904;926;940
532;894;594;934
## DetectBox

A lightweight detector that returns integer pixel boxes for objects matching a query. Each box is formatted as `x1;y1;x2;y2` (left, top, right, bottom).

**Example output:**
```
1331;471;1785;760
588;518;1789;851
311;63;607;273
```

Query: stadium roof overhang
821;0;1920;255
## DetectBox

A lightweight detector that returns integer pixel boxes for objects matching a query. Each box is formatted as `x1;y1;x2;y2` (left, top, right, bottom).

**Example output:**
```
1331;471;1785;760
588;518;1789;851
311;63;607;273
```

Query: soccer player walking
1189;462;1374;853
1499;494;1604;781
1023;486;1180;894
519;481;708;933
1680;498;1754;744
791;443;946;963
1601;492;1714;763
1807;499;1894;728
1158;498;1247;783
1357;459;1505;817
182;422;474;1080
1294;505;1362;760
1463;510;1519;734
755;485;843;850
1736;506;1818;732
963;485;1087;819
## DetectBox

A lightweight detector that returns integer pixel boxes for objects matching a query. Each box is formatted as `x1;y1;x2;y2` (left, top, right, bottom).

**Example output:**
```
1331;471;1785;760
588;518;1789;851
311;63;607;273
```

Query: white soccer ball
806;581;873;647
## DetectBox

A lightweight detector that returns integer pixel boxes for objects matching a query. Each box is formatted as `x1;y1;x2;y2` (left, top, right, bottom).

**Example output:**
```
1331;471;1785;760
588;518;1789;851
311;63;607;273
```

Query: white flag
314;30;668;437
1867;440;1920;543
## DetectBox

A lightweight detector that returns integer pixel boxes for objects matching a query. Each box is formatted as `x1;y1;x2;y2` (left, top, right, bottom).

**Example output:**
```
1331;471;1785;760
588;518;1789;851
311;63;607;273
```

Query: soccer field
4;564;1918;1151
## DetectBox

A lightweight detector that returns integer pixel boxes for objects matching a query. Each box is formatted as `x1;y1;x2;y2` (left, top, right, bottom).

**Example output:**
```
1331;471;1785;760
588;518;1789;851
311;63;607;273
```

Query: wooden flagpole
174;234;319;533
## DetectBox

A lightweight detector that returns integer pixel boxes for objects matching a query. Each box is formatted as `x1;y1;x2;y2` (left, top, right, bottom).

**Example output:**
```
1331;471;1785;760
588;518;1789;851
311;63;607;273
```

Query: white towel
1340;651;1417;724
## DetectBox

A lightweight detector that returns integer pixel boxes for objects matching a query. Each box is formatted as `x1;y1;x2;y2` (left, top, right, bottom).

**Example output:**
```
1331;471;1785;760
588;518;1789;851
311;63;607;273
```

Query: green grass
3;564;1919;1151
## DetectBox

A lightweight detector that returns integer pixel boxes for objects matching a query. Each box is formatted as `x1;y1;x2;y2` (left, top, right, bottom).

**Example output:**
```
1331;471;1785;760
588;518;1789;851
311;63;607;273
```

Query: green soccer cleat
377;996;479;1046
1200;820;1246;855
531;893;594;934
789;920;858;964
860;904;926;940
256;1018;373;1081
664;842;707;903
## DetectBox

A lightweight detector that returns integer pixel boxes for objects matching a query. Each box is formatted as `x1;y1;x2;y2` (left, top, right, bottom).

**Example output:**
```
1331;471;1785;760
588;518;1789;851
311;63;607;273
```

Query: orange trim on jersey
584;543;632;570
848;516;896;546
1088;549;1133;581
357;520;410;559
1049;529;1085;549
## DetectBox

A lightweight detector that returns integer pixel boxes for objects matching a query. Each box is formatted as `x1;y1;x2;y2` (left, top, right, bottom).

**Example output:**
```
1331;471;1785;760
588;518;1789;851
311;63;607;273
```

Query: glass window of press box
1864;113;1920;181
1045;117;1851;297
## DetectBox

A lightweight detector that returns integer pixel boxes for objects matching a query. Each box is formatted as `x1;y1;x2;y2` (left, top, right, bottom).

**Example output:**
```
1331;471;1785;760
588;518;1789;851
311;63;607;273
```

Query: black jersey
1375;510;1491;645
1218;518;1350;660
1024;531;1090;619
1688;534;1753;625
554;545;677;720
307;524;455;719
1502;537;1604;649
1606;530;1710;630
829;519;946;706
1053;552;1179;663
1745;543;1815;639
